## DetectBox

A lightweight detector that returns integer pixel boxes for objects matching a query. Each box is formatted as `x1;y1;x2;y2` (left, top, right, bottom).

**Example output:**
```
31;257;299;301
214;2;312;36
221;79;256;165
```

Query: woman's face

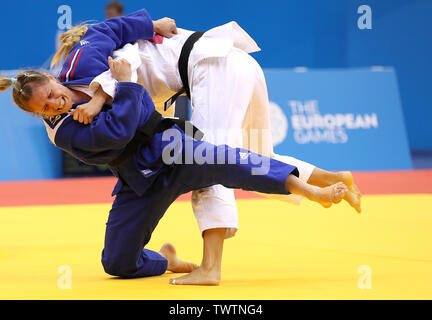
27;75;74;117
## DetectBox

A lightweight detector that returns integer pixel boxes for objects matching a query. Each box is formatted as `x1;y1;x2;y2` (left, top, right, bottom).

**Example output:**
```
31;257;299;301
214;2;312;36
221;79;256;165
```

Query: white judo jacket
89;22;261;114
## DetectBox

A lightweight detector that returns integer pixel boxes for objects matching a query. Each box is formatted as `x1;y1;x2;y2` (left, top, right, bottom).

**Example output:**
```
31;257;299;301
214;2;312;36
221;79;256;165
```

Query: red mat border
0;170;431;207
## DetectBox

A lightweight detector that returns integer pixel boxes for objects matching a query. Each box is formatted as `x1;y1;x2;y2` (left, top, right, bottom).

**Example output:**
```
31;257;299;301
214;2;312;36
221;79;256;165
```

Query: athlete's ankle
304;186;320;202
200;260;220;273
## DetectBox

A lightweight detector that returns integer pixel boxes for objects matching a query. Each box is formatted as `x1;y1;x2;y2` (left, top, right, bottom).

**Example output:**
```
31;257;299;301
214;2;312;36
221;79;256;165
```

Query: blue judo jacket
45;82;182;197
45;9;180;196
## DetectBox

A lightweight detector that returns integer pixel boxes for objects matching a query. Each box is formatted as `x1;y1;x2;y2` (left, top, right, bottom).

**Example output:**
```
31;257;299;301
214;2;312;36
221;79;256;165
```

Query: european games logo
269;101;288;146
270;100;379;145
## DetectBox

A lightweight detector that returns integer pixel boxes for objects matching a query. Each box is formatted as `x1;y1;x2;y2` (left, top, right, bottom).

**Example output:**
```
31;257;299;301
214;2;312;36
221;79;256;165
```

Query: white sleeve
89;43;141;99
89;70;118;99
204;21;261;53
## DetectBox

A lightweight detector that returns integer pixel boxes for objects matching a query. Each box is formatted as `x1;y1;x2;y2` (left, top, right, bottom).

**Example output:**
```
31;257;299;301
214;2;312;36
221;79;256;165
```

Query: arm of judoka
92;9;155;47
70;86;111;125
72;57;136;126
66;82;146;152
89;52;140;102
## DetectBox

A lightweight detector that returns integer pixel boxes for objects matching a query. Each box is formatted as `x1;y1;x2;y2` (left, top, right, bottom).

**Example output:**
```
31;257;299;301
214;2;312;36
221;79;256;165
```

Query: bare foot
351;182;362;199
169;265;220;286
311;182;348;208
159;243;199;273
344;189;362;213
336;171;362;213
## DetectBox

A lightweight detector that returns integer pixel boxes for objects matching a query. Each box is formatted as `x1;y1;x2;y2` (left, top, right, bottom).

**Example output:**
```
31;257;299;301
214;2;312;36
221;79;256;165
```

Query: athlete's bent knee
101;252;136;278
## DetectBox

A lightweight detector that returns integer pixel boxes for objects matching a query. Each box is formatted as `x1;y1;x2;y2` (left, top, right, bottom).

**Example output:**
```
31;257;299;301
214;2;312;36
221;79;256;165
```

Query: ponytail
0;76;13;92
51;24;89;68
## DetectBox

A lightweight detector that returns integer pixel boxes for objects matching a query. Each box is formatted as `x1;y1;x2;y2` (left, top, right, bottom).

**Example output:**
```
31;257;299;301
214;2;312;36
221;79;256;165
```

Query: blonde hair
51;24;89;68
0;71;49;114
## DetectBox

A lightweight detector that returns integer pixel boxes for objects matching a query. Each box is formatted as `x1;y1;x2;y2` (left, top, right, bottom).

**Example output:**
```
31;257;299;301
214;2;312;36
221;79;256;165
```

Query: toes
338;182;348;189
186;263;199;272
335;183;348;194
332;183;348;203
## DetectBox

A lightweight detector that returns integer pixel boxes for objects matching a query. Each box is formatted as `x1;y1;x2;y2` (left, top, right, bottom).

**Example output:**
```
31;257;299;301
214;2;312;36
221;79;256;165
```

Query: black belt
164;31;204;111
108;110;203;168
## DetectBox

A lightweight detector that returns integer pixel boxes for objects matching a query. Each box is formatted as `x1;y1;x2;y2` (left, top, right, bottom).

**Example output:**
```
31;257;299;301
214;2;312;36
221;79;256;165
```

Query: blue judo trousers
103;132;298;278
45;83;298;279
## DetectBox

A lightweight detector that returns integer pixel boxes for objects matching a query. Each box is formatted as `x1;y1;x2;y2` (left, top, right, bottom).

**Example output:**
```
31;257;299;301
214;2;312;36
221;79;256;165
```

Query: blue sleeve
60;9;154;84
60;48;109;84
89;8;154;50
56;82;152;155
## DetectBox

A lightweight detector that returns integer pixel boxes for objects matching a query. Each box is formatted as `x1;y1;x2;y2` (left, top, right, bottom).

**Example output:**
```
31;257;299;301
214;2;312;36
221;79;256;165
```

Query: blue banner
264;68;412;171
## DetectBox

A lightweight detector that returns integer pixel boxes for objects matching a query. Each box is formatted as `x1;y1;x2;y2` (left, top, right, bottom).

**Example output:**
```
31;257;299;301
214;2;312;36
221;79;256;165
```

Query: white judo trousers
90;22;315;239
189;47;315;239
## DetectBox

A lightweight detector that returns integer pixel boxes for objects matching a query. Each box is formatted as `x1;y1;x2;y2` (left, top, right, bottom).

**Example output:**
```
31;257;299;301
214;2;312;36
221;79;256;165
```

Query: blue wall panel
0;89;62;181
265;68;412;171
345;0;432;149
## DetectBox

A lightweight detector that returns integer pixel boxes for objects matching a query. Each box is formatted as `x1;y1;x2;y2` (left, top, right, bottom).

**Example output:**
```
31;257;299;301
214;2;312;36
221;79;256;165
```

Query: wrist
152;20;159;34
92;89;109;104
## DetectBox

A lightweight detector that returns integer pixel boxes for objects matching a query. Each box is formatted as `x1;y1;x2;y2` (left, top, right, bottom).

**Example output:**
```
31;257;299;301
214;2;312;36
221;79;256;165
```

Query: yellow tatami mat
0;195;431;299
